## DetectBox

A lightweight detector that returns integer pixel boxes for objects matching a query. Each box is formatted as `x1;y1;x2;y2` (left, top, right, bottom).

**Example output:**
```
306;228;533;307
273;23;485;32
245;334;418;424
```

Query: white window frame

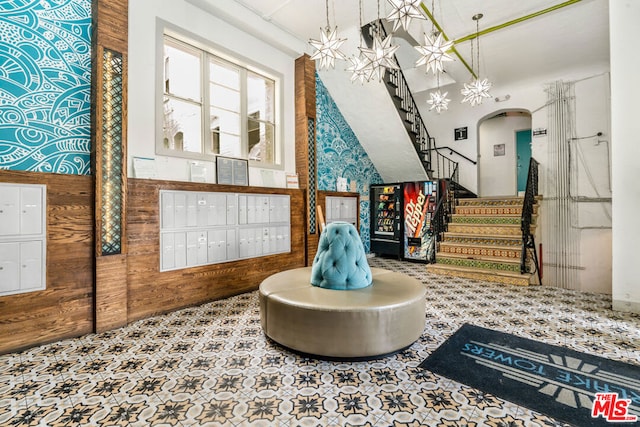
156;21;283;169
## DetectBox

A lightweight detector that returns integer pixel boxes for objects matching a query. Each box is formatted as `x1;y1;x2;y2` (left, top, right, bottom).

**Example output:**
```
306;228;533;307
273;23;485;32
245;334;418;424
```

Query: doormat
419;323;640;426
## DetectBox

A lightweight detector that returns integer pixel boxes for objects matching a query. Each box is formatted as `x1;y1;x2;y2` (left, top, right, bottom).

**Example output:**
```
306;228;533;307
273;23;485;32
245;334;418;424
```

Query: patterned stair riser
450;216;525;225
447;224;522;236
426;265;531;286
442;235;521;247
457;198;524;207
439;245;521;259
437;256;521;273
454;205;538;216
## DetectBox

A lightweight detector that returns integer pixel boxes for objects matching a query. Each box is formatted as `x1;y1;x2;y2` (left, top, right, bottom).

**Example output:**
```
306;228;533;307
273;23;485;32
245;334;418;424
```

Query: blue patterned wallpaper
315;73;383;252
0;0;92;175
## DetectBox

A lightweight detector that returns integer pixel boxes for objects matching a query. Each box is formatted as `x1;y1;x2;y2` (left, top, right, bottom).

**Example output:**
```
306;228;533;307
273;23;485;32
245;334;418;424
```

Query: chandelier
308;0;347;70
358;0;399;82
415;31;454;75
386;0;425;32
460;13;492;106
347;0;375;84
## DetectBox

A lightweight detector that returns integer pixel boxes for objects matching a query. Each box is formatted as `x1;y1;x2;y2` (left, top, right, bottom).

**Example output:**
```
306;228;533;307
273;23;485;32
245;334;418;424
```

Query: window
160;35;280;167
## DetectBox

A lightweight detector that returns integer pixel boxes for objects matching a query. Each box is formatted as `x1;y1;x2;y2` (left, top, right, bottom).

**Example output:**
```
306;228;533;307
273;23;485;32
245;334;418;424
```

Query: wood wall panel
295;54;317;266
0;171;94;354
92;0;129;333
126;178;306;322
95;255;128;332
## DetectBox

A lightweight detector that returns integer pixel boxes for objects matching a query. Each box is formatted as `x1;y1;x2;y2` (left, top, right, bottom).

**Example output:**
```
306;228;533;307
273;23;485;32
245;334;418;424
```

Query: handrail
362;21;433;177
520;157;541;283
428;164;458;262
431;146;477;165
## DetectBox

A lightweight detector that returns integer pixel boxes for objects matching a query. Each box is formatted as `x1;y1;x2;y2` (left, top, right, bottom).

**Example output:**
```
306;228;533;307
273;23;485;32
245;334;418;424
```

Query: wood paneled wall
295;54;317;266
92;0;129;332
0;171;94;354
126;179;306;322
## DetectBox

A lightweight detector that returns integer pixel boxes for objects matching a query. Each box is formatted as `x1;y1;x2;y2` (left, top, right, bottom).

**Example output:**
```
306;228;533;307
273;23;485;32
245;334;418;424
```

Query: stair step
442;233;522;247
438;243;522;259
454;205;534;215
436;253;521;269
427;263;534;286
447;223;525;236
450;214;523;225
457;197;524;207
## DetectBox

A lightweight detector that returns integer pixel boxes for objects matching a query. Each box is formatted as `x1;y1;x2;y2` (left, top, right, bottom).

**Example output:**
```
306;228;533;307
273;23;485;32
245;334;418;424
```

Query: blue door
516;130;532;192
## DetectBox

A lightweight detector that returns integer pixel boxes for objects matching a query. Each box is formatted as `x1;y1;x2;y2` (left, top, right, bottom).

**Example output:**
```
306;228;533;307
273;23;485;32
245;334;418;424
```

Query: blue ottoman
311;221;372;290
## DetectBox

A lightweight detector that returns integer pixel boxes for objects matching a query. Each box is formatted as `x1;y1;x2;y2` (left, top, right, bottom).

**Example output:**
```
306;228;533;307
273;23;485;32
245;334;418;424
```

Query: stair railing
428;164;458;262
362;21;461;180
521;157;542;283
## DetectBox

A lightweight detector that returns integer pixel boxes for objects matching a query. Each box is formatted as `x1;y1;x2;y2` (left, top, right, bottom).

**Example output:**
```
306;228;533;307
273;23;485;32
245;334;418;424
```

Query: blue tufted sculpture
311;221;372;290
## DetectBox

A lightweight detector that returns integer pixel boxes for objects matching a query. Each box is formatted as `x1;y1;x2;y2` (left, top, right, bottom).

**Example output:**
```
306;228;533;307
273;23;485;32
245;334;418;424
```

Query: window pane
248;119;274;163
164;42;201;101
247;72;275;122
210;83;240;111
163;96;202;153
217;132;241;158
210;60;240;90
210;107;240;136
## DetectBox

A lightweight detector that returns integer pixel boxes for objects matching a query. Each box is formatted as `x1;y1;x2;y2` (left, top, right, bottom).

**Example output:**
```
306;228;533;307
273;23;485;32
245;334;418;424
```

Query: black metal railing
427;166;458;262
521;158;541;283
362;21;437;178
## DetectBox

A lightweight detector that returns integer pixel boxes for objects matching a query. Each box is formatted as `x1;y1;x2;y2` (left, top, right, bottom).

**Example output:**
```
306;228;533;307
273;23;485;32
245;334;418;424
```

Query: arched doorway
477;110;532;197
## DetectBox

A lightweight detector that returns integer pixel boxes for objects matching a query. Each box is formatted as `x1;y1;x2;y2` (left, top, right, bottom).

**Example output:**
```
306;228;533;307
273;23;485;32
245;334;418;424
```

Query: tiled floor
1;257;639;426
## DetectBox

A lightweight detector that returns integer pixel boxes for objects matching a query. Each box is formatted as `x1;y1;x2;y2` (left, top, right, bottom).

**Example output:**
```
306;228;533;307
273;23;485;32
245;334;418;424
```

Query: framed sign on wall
216;156;249;186
454;127;468;141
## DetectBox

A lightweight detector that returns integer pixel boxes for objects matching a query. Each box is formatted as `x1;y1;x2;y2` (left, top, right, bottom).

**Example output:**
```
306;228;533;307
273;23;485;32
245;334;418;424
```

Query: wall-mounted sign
533;128;547;137
493;144;506;157
454;127;468;141
216;156;249;186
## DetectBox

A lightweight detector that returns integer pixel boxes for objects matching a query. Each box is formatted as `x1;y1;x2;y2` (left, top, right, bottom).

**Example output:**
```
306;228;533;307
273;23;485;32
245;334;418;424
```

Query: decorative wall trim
100;48;124;255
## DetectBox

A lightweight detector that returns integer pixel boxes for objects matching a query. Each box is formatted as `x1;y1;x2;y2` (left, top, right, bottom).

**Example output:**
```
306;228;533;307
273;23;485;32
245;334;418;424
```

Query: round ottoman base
259;267;426;359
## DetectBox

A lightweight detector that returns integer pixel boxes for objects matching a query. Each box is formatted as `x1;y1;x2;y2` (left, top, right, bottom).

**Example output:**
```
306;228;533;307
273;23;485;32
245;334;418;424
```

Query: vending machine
370;183;402;257
403;181;438;262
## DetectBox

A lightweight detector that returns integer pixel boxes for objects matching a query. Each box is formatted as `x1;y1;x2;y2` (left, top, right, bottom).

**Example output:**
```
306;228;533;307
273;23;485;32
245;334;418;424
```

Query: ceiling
187;0;611;182
214;0;610;92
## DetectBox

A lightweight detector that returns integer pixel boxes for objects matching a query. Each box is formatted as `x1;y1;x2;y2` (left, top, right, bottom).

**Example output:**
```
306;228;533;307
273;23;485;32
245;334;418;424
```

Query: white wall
610;0;640;313
128;0;298;187
418;65;612;294
478;114;531;197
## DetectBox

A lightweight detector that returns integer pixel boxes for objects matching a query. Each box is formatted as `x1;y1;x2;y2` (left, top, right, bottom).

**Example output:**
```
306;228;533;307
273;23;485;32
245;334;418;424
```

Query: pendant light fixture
427;73;450;113
419;0;451;113
359;0;399;82
309;0;347;70
461;13;492;106
414;0;453;75
347;0;375;84
386;0;425;32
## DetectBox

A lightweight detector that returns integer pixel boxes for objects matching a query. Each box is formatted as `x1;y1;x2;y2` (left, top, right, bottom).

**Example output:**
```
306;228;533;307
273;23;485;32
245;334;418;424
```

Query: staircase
427;196;540;286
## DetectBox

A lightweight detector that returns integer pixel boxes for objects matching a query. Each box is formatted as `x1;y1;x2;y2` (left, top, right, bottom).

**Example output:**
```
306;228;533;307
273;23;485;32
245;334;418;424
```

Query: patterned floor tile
1;257;639;426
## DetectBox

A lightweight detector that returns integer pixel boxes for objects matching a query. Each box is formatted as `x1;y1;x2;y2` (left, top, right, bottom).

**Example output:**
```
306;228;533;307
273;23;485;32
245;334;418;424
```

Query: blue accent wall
0;0;92;175
315;73;383;252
